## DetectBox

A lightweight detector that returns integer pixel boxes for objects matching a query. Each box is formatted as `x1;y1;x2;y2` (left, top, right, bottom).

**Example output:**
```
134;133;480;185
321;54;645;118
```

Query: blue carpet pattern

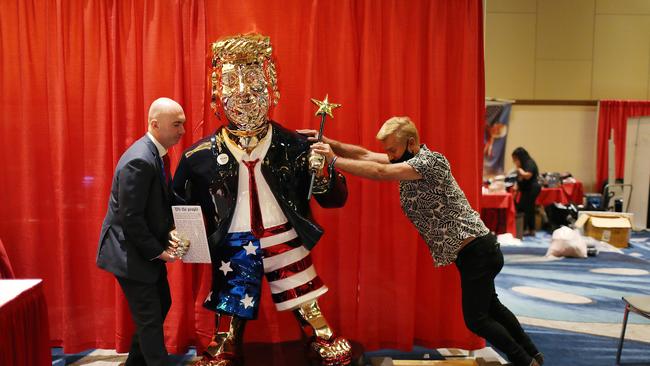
494;230;650;365
628;230;650;260
498;247;650;323
524;325;650;366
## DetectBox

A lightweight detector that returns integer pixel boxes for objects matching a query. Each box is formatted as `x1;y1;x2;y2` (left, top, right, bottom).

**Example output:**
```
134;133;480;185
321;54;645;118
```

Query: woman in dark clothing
512;147;541;236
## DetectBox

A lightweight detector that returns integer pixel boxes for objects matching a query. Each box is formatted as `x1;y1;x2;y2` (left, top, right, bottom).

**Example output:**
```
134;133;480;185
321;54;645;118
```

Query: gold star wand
307;94;341;199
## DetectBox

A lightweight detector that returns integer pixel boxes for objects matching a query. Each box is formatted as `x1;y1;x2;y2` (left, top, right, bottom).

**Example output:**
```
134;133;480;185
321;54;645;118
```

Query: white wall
485;0;650;201
503;105;599;192
486;0;650;100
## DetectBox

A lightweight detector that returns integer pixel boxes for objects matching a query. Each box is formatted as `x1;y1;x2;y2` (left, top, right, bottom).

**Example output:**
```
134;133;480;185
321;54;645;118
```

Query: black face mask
390;142;415;164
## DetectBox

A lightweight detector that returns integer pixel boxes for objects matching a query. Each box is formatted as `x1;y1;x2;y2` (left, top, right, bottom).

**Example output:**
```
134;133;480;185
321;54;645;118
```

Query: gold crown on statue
210;33;280;112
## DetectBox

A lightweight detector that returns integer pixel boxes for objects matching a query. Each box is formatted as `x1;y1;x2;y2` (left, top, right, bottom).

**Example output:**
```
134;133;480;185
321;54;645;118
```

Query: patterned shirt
401;145;489;267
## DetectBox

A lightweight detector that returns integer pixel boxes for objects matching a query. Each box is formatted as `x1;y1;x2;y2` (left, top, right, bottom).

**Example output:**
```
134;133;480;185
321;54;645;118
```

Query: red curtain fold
596;100;650;189
0;239;16;279
0;0;485;354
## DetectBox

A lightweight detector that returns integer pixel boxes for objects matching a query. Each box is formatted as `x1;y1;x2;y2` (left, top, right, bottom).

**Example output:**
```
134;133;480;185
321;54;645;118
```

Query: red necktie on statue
243;159;265;238
162;154;172;185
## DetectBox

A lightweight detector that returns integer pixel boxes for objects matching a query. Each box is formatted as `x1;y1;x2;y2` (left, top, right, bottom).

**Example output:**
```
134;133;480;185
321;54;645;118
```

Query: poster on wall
483;101;512;177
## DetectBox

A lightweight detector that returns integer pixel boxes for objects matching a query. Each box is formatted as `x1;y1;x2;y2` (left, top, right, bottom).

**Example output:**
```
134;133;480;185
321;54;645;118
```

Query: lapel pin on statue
217;153;229;165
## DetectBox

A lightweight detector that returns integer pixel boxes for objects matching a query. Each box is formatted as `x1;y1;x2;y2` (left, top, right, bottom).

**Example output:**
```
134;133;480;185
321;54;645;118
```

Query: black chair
616;295;650;365
602;183;633;212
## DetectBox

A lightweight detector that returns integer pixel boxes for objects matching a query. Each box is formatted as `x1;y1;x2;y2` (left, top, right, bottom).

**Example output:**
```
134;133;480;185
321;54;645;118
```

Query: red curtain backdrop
596;100;650;189
0;0;485;354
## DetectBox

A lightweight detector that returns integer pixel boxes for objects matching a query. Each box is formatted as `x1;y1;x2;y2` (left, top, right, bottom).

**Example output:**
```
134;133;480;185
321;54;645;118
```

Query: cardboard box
575;212;633;248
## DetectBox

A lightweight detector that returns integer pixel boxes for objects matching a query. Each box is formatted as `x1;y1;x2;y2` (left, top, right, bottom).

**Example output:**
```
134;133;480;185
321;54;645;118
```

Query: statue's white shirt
223;126;288;233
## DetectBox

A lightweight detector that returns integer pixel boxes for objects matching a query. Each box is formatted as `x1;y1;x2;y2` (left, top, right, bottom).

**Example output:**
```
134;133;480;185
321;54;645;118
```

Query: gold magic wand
307;94;341;200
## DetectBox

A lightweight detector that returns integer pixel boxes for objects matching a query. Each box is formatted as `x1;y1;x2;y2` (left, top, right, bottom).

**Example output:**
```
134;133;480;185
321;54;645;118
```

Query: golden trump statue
172;34;352;365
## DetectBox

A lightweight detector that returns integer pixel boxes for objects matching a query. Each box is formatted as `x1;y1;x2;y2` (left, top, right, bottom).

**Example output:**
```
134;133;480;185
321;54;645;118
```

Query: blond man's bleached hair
376;116;419;145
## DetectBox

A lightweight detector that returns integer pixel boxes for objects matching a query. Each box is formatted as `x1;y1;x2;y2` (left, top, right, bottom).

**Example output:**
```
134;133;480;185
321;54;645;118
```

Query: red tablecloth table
561;181;584;205
0;279;50;366
480;192;516;235
535;187;569;206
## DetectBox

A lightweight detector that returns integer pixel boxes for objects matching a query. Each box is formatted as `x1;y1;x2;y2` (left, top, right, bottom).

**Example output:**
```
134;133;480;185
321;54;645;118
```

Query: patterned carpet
497;230;650;365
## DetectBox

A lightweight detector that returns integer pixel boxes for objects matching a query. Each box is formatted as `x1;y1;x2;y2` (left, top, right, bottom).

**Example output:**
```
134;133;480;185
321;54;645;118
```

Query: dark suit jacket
172;122;347;252
96;135;174;284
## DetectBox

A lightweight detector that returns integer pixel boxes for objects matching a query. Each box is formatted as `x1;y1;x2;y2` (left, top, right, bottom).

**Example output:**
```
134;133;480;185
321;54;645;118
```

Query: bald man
97;97;186;365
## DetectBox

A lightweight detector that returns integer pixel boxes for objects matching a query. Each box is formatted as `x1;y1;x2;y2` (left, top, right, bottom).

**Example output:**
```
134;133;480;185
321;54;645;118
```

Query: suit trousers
117;272;171;366
455;234;539;366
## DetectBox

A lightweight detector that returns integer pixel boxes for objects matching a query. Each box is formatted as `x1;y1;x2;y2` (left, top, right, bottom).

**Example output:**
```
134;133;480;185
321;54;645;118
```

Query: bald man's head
148;97;183;124
147;97;186;149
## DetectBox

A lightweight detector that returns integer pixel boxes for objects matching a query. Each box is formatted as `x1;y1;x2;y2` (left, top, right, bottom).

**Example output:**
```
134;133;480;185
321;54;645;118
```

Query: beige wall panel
504;106;598;192
592;15;650;99
486;14;537;99
537;0;595;60
535;60;593;99
596;0;650;14
487;0;537;13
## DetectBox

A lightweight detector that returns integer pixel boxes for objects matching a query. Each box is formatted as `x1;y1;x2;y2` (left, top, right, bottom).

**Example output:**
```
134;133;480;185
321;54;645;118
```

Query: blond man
306;116;543;366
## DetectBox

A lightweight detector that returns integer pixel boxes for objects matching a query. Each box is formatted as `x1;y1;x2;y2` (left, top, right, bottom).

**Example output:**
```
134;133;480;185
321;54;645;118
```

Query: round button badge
217;153;229;165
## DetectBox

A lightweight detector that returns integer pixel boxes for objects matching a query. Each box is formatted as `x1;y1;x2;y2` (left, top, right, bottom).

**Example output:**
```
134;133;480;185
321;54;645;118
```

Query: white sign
172;205;211;263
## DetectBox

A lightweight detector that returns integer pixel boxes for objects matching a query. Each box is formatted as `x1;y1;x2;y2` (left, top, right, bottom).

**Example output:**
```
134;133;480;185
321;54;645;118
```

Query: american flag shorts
204;222;327;319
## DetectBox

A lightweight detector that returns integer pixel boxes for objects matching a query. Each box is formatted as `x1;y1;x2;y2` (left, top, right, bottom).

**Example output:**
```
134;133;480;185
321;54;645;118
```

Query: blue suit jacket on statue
96;135;174;284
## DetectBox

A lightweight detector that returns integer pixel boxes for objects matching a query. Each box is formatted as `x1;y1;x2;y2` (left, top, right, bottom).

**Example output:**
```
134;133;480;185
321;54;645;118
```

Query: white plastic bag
496;233;522;246
546;226;587;258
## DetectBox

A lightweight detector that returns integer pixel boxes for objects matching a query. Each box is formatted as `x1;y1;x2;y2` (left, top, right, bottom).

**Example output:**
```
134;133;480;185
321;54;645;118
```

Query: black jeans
455;234;539;366
516;184;541;232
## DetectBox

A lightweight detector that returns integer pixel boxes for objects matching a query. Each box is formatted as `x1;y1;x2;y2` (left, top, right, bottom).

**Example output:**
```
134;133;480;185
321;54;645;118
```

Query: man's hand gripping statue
172;33;352;366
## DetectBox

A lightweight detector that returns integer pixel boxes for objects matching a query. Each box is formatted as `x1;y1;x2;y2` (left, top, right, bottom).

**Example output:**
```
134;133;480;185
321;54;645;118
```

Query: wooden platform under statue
193;340;366;365
368;347;508;366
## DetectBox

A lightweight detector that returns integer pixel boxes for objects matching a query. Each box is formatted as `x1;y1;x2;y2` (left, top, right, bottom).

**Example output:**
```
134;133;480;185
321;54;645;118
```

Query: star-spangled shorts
204;222;328;319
